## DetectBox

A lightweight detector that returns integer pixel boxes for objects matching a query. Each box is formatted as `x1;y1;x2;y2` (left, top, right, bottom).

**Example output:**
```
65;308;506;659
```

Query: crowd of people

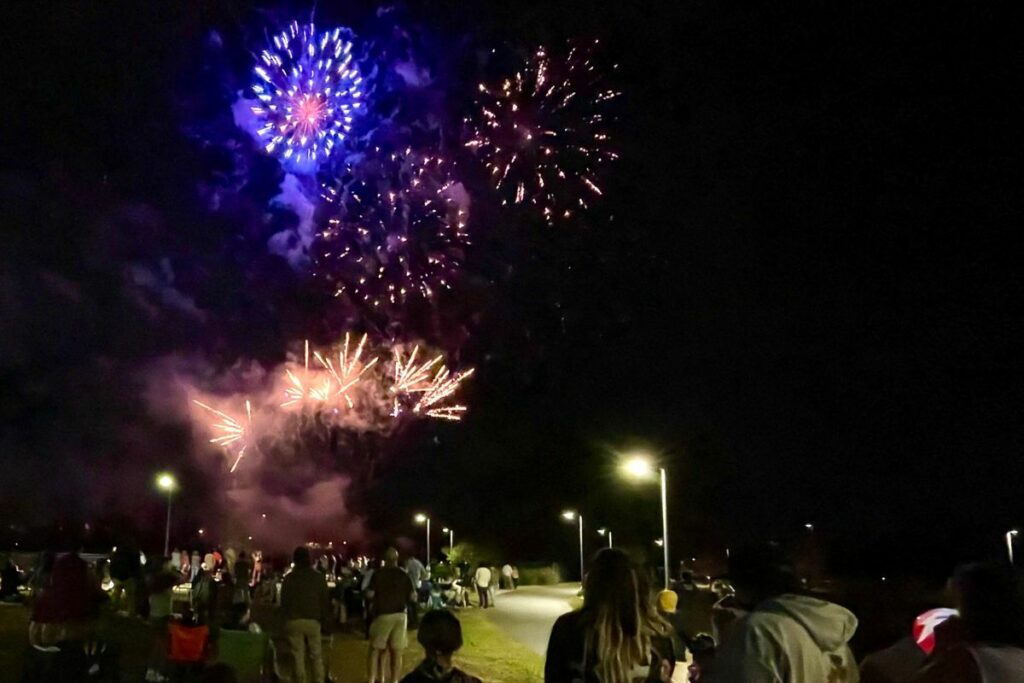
4;539;1023;683
543;545;1024;683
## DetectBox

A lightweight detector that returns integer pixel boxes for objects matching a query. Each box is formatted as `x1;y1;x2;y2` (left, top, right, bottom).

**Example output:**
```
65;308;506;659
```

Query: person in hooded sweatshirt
707;542;859;683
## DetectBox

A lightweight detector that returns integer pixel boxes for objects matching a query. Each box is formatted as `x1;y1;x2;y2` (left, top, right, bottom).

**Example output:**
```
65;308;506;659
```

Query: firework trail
192;399;252;472
465;40;620;224
250;21;366;170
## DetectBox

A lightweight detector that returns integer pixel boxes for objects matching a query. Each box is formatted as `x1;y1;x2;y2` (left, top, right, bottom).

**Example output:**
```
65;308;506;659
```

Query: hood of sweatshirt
760;593;858;652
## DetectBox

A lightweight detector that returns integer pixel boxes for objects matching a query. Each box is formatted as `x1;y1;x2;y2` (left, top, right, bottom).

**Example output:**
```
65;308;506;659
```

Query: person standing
405;554;426;628
488;565;499;607
707;542;859;683
511;565;520;589
280;546;329;683
501;563;514;590
545;548;676;682
474;564;492;608
909;562;1024;683
367;548;417;683
233;551;252;605
189;550;201;582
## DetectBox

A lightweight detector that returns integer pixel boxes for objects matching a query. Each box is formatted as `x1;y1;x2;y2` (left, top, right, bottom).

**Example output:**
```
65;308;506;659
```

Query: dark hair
293;546;311;567
728;542;799;598
954;562;1024;647
417;609;463;655
582;548;643;635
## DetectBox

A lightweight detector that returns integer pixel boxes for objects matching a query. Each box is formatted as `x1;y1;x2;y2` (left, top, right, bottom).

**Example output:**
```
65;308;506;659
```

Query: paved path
484;584;578;655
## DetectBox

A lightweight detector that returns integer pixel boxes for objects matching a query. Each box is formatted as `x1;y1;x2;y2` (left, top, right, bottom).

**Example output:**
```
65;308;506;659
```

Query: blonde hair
583;550;670;683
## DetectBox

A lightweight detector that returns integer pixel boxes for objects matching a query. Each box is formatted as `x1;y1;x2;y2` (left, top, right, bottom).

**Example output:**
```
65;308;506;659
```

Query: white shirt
474;566;492;588
501;564;513;576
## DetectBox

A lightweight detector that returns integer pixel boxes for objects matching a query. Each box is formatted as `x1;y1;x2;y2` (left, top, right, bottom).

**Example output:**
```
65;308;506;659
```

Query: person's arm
279;576;291;614
407;574;417;603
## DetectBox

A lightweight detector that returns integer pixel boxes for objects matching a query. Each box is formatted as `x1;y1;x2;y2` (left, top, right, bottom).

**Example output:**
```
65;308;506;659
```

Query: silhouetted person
545;548;675;683
281;546;329;683
910;562;1024;683
367;547;416;683
400;609;482;683
706;542;858;683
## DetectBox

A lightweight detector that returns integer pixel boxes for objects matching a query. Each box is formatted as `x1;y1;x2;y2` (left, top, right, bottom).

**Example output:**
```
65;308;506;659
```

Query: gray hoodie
710;593;860;683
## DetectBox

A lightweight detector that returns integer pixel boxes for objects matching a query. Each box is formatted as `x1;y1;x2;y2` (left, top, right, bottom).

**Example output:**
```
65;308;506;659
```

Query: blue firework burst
251;22;366;170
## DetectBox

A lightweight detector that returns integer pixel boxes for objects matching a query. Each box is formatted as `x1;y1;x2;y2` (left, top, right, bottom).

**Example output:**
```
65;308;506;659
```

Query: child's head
417;609;463;656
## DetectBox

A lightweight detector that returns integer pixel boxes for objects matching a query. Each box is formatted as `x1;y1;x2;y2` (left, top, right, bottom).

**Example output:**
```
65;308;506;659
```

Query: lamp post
415;513;431;566
155;472;177;558
1007;529;1020;565
562;510;584;584
622;454;671;590
442;527;454;557
597;528;613;548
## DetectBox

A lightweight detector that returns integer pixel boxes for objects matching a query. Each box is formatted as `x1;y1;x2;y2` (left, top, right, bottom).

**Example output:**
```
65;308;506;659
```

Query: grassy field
0;604;543;682
330;609;543;682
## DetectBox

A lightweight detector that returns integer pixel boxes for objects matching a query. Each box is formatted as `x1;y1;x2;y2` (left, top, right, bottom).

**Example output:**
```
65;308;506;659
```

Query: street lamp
561;510;584;584
1007;529;1020;565
597;528;613;548
621;453;671;589
155;472;177;557
442;527;454;557
414;513;431;566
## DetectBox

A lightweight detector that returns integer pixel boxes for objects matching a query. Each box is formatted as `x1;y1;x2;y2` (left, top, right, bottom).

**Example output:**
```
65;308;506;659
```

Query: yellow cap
658;589;679;613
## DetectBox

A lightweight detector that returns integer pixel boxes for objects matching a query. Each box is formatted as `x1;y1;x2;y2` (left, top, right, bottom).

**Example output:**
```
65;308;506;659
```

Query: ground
0;596;546;683
483;584;577;655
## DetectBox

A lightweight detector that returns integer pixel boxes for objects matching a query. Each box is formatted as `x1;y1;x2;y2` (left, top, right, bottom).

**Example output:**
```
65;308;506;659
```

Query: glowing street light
442;527;454;556
597;527;613;548
1007;529;1020;565
414;513;431;566
654;538;664;547
155;472;178;557
561;510;585;585
621;453;671;590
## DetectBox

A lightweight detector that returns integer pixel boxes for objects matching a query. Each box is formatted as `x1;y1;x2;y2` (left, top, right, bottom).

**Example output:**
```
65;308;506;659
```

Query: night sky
2;1;1020;579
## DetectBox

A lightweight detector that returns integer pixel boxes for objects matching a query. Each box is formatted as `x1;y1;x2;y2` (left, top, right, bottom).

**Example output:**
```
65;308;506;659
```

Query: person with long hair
545;548;676;683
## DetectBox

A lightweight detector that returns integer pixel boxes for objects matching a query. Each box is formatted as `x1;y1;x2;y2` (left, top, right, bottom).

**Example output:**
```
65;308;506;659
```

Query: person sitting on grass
400;609;482;683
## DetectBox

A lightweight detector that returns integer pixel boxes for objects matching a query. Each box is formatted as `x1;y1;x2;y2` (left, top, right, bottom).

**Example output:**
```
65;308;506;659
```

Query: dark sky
1;1;1020;578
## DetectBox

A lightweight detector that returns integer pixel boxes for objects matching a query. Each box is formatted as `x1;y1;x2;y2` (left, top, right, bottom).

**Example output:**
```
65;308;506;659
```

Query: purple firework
251;22;366;170
465;40;620;224
314;150;469;310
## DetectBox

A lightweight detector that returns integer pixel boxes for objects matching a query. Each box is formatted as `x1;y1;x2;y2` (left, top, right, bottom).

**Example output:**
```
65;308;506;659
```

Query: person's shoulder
552;609;587;632
910;645;981;683
452;668;483;683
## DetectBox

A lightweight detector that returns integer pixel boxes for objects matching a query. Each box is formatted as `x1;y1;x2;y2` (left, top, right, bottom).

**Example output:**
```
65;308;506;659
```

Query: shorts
369;612;408;650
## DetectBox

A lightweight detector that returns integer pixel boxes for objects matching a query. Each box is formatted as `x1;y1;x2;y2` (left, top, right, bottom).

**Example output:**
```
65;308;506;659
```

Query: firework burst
192;399;253;472
250;21;366;169
464;40;620;224
314;150;469;310
390;346;473;421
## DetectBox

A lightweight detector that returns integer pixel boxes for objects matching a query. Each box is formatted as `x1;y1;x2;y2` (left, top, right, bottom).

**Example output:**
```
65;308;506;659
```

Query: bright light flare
156;472;177;492
621;454;655;479
414;513;428;524
561;510;577;521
